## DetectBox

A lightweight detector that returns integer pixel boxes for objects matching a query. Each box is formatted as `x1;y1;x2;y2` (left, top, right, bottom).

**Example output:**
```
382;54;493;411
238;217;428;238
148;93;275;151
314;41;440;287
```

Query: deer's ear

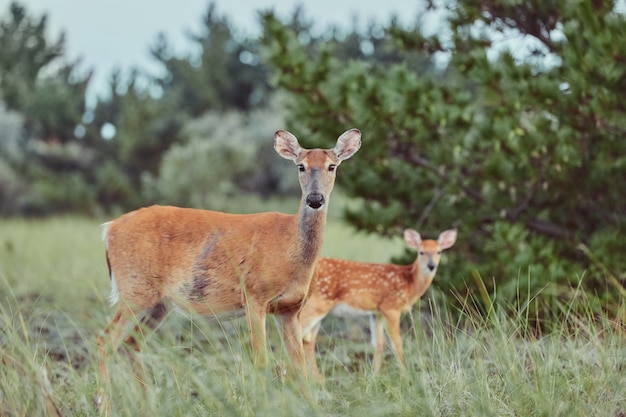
274;130;302;161
333;128;361;161
403;229;422;249
438;229;457;250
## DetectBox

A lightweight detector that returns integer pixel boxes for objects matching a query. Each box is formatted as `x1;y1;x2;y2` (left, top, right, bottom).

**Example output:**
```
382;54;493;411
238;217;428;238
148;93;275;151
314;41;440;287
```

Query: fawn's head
274;129;361;210
404;228;457;278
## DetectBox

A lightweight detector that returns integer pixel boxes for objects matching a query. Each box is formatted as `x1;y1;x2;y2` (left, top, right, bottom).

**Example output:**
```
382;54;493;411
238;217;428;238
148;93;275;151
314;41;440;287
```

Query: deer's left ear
403;229;422;249
333;128;361;161
438;229;457;250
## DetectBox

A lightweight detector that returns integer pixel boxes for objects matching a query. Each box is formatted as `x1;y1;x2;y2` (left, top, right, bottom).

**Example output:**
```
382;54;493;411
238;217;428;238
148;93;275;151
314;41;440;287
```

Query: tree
0;2;94;215
82;69;188;212
0;2;89;143
151;3;271;115
260;0;626;323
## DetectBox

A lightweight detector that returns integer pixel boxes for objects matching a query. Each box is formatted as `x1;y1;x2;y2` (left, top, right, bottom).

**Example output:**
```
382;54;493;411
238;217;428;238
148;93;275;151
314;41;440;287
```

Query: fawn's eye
298;164;305;172
328;164;336;172
419;251;424;256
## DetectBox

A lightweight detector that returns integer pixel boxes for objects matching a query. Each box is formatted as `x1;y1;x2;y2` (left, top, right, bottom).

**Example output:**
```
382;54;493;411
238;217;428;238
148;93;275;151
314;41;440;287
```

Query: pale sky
14;0;434;102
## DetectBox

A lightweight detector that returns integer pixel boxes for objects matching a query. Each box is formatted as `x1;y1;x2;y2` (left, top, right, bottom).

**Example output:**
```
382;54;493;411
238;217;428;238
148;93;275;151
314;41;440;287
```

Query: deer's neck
297;205;327;266
410;262;434;298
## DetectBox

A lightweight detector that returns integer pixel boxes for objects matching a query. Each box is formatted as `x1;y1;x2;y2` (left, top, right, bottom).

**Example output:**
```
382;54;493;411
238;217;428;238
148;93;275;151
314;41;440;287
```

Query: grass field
1;216;625;416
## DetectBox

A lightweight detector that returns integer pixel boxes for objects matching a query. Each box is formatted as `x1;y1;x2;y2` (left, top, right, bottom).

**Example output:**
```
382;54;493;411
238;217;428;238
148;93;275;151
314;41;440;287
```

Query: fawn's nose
427;262;436;271
306;193;325;209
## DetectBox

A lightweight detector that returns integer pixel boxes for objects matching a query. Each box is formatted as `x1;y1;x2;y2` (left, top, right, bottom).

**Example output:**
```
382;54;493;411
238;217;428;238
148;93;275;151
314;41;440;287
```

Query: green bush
142;100;297;213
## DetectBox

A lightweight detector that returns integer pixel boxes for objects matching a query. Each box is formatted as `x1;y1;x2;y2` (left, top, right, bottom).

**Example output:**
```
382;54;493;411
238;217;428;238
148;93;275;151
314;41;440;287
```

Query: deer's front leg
245;300;268;369
282;310;306;376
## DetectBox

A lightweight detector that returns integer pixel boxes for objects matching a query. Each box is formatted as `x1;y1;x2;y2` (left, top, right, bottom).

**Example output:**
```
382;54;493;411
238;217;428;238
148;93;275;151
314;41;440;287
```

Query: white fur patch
101;221;117;306
108;273;119;306
331;303;373;317
100;221;111;249
170;302;193;319
302;317;323;341
170;301;246;322
369;315;379;347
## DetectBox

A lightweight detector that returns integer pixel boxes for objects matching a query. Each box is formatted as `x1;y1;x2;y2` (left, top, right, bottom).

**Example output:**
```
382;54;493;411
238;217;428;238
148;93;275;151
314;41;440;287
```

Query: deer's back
104;205;305;314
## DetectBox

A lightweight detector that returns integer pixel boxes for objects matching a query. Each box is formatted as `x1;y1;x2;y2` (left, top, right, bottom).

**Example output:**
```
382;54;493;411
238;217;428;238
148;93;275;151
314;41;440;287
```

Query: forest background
1;0;625;326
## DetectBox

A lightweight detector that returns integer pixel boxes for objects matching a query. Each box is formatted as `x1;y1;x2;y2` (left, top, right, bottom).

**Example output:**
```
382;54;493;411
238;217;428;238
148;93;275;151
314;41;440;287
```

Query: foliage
0;2;95;215
0;105;24;215
86;3;281;212
0;2;90;143
151;3;272;115
259;1;626;324
142;96;294;212
143;112;256;209
0;2;271;216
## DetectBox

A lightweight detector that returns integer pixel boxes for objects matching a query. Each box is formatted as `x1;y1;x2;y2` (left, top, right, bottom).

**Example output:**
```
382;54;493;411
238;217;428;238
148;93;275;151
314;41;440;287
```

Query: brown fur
301;228;457;378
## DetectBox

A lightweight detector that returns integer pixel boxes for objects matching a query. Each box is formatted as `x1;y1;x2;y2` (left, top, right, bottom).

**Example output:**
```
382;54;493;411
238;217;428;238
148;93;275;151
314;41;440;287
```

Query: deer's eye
328;164;336;172
419;251;424;256
298;164;305;172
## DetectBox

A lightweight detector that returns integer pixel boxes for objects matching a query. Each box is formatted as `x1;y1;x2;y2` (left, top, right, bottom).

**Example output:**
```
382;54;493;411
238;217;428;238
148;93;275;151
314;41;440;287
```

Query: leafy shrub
142;98;297;213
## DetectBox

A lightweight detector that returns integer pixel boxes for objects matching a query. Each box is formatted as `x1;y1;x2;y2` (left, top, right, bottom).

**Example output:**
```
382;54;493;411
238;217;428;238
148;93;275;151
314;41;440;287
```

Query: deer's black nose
306;193;324;209
427;263;436;271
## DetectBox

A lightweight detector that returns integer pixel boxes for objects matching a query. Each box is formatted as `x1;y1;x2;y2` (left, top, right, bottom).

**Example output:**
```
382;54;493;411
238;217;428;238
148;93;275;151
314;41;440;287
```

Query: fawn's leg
302;320;323;380
370;313;385;373
381;309;405;375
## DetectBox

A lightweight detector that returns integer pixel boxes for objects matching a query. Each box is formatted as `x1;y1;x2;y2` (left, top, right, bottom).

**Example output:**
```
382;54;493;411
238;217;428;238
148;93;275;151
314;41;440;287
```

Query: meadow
1;216;625;416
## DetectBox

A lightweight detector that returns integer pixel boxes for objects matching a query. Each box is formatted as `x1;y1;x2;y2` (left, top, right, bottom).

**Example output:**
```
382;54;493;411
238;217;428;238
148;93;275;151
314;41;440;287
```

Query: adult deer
301;228;457;378
95;128;361;413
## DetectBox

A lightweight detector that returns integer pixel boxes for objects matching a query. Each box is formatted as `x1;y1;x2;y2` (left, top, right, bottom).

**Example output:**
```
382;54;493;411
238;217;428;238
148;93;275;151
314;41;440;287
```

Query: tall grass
1;217;625;416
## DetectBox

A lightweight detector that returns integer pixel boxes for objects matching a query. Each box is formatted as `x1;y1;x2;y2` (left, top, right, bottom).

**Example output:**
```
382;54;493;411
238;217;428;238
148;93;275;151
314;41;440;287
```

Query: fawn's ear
403;229;422;250
333;128;361;161
274;130;302;161
438;229;457;250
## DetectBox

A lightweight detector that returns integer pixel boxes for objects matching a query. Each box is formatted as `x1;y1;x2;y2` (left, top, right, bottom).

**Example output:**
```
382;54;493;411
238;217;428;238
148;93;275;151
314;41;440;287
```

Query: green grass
1;217;625;416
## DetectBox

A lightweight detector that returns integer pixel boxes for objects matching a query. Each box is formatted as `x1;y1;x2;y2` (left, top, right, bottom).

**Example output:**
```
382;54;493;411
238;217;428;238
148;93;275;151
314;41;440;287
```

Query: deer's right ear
403;229;422;249
274;130;302;161
333;128;361;161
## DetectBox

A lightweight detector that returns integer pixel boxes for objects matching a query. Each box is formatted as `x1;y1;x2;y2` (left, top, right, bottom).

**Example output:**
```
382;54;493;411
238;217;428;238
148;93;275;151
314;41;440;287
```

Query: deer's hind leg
123;302;169;353
96;302;168;414
123;302;169;385
96;303;136;414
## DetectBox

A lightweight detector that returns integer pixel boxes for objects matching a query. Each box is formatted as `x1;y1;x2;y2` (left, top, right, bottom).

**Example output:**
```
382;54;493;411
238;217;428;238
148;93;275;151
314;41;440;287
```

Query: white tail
301;228;457;377
95;129;361;413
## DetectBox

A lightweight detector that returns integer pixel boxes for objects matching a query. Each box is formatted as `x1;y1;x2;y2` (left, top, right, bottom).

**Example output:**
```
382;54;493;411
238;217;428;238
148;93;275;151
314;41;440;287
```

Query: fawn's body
301;229;457;377
96;129;361;414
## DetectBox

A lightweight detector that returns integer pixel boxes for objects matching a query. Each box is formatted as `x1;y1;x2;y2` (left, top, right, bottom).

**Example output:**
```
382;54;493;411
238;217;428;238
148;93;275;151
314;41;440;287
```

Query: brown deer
95;129;361;413
301;228;457;378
